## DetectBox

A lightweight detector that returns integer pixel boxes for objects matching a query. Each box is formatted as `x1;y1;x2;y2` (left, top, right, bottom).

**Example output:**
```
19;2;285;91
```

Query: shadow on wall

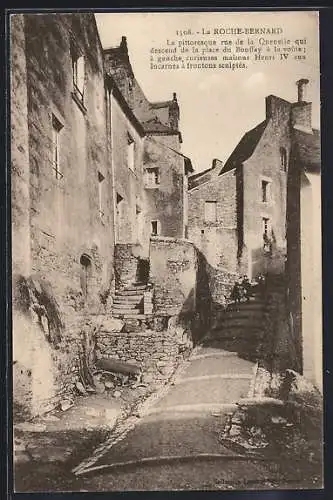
14;274;64;345
250;237;286;278
258;273;301;375
12;274;64;419
192;251;213;342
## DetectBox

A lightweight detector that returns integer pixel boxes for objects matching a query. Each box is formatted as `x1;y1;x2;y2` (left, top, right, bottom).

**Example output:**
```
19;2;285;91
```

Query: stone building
11;15;195;417
188;158;238;273
11;13;115;416
287;126;321;390
103;37;193;294
104;37;193;244
189;79;316;281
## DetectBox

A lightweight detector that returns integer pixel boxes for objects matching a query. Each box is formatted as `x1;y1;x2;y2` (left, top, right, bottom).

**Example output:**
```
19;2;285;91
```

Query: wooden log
96;358;141;376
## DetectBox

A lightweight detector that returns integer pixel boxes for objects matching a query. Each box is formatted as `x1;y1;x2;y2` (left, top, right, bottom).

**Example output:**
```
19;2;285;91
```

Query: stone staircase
112;282;152;319
207;286;267;358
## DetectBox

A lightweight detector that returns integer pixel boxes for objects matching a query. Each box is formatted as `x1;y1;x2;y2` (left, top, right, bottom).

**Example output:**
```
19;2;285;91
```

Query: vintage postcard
10;10;322;492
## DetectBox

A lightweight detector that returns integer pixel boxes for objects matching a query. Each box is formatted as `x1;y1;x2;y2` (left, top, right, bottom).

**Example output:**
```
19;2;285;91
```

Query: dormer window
145;167;160;187
71;40;85;106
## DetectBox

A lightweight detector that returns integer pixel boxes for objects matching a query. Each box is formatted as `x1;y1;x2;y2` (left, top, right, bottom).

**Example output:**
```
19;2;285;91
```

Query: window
80;254;91;299
127;133;135;171
151;220;160;236
145;167;160;187
71;41;85;104
204;201;217;222
51;114;63;179
262;217;270;238
98;171;105;220
280;147;287;172
262;217;272;253
261;180;270;203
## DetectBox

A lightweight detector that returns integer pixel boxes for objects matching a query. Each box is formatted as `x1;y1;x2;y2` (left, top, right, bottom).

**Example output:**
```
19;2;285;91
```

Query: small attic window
70;40;85;109
280;147;287;172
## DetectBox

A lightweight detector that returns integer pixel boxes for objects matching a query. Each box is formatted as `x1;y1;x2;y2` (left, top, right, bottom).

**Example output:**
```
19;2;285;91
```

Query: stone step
212;332;263;342
221;317;264;328
124;284;147;291
113;296;143;303
112;302;139;310
213;324;263;335
113;313;153;319
112;308;141;316
223;310;264;320
116;290;145;297
227;302;265;312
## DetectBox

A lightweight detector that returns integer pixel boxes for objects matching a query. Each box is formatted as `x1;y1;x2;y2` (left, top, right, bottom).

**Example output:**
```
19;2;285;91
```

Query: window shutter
77;56;85;94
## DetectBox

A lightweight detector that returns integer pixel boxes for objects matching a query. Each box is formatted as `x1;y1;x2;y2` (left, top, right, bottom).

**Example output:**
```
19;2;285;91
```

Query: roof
219;120;268;175
146;136;194;173
105;74;145;137
293;128;321;173
103;39;180;137
188;164;220;190
143;117;178;134
151;101;174;109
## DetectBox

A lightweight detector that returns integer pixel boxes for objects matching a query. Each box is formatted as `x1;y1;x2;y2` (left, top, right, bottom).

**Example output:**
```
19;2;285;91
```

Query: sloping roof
151;101;173;109
294;128;321;173
188;164;220;190
142;117;177;134
219;120;268;175
103;39;179;137
105;74;145;137
145;136;194;173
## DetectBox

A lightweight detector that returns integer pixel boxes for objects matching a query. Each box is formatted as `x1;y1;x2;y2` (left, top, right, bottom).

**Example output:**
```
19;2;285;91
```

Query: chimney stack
120;36;128;53
296;78;309;103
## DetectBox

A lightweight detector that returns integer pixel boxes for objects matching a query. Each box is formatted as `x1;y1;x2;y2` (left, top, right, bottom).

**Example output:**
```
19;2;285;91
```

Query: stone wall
188;169;238;273
110;94;145;247
96;324;190;387
114;244;140;290
144;135;186;239
149;236;197;317
11;13;114;418
258;275;300;375
242;96;290;277
12;274;102;418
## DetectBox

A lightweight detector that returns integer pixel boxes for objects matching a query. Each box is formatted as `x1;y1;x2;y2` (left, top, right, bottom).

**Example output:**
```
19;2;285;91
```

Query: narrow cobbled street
14;289;322;492
64;300;298;491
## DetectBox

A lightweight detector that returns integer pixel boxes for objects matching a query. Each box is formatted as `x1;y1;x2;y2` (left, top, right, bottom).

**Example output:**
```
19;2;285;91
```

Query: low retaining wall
114;244;139;290
149;237;198;317
96;318;192;387
207;265;239;306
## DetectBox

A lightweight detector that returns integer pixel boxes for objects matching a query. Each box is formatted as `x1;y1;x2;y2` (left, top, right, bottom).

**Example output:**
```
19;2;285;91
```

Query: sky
95;11;320;173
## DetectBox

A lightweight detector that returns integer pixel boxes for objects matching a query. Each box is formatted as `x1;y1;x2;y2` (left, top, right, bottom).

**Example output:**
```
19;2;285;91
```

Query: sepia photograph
10;9;322;492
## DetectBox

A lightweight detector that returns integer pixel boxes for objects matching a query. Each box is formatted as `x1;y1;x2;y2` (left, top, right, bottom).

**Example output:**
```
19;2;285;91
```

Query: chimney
212;158;224;170
169;92;180;130
296;78;309;103
120;36;128;53
292;78;312;133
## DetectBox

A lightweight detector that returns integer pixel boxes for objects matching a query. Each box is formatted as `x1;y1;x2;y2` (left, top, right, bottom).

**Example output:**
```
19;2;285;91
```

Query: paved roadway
72;337;286;491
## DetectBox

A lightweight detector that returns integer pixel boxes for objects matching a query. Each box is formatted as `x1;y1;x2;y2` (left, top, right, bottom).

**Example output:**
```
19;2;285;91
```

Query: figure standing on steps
231;277;243;303
241;275;252;302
